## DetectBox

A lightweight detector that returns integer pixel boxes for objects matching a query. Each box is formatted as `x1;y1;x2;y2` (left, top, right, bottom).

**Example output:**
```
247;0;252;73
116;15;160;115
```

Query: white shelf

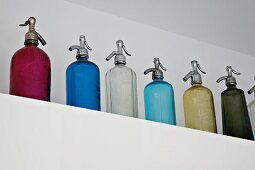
0;93;254;170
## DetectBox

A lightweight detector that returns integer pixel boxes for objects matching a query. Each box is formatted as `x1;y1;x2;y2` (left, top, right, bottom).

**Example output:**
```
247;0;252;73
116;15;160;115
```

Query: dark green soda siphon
217;66;254;140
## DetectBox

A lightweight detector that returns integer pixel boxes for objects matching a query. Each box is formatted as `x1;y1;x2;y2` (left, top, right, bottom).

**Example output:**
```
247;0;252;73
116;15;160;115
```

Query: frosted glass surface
248;99;255;137
221;86;253;140
183;84;217;133
66;58;100;110
106;64;138;117
10;44;51;101
144;79;176;125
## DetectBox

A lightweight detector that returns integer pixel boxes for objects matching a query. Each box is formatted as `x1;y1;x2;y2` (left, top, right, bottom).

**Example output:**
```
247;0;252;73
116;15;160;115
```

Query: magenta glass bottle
10;17;51;101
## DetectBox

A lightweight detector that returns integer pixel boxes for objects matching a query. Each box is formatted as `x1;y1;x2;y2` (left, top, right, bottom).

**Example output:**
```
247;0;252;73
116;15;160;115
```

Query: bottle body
183;84;217;132
144;79;176;125
106;64;138;117
10;44;51;101
248;100;255;137
221;86;254;140
66;57;100;110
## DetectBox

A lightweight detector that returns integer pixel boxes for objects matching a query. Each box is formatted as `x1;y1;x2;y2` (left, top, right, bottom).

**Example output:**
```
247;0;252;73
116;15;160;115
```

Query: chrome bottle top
69;35;92;59
106;40;131;65
248;77;255;97
217;66;240;86
19;17;46;46
183;60;206;85
144;58;167;80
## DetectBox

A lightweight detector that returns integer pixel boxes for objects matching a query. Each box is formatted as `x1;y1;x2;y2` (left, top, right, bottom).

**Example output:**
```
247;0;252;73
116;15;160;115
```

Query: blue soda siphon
144;58;176;125
66;35;100;110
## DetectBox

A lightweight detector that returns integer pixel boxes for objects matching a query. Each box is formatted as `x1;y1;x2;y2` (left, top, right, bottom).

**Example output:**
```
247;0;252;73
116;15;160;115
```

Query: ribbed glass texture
144;79;176;125
221;85;254;140
183;84;217;133
10;44;51;101
248;100;255;137
106;64;138;117
66;57;100;110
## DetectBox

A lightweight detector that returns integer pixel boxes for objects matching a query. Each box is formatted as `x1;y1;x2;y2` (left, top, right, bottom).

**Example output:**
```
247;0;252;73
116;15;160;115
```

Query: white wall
1;0;255;133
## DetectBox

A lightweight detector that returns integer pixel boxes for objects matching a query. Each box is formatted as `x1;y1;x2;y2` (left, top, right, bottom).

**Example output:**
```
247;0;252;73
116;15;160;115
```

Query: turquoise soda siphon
144;58;176;125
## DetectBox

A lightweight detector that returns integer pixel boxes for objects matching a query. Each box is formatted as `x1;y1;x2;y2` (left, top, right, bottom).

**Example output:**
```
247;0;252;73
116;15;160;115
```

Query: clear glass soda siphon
105;40;138;117
247;77;255;137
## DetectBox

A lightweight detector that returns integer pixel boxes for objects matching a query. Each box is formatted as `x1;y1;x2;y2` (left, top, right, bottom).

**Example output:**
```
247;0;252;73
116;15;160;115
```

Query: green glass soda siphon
217;66;254;140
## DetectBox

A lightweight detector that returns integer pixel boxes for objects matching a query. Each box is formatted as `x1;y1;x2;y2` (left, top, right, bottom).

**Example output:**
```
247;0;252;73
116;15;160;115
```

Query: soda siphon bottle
144;58;176;125
105;40;138;117
10;17;51;101
217;66;253;140
183;60;217;133
66;35;100;110
247;77;255;137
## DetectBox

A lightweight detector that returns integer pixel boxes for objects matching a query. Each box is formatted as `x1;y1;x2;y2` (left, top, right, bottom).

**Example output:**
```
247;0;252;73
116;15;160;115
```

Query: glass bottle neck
115;63;127;68
115;63;126;66
153;78;163;81
77;56;89;61
25;43;38;47
192;83;202;87
227;85;237;90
